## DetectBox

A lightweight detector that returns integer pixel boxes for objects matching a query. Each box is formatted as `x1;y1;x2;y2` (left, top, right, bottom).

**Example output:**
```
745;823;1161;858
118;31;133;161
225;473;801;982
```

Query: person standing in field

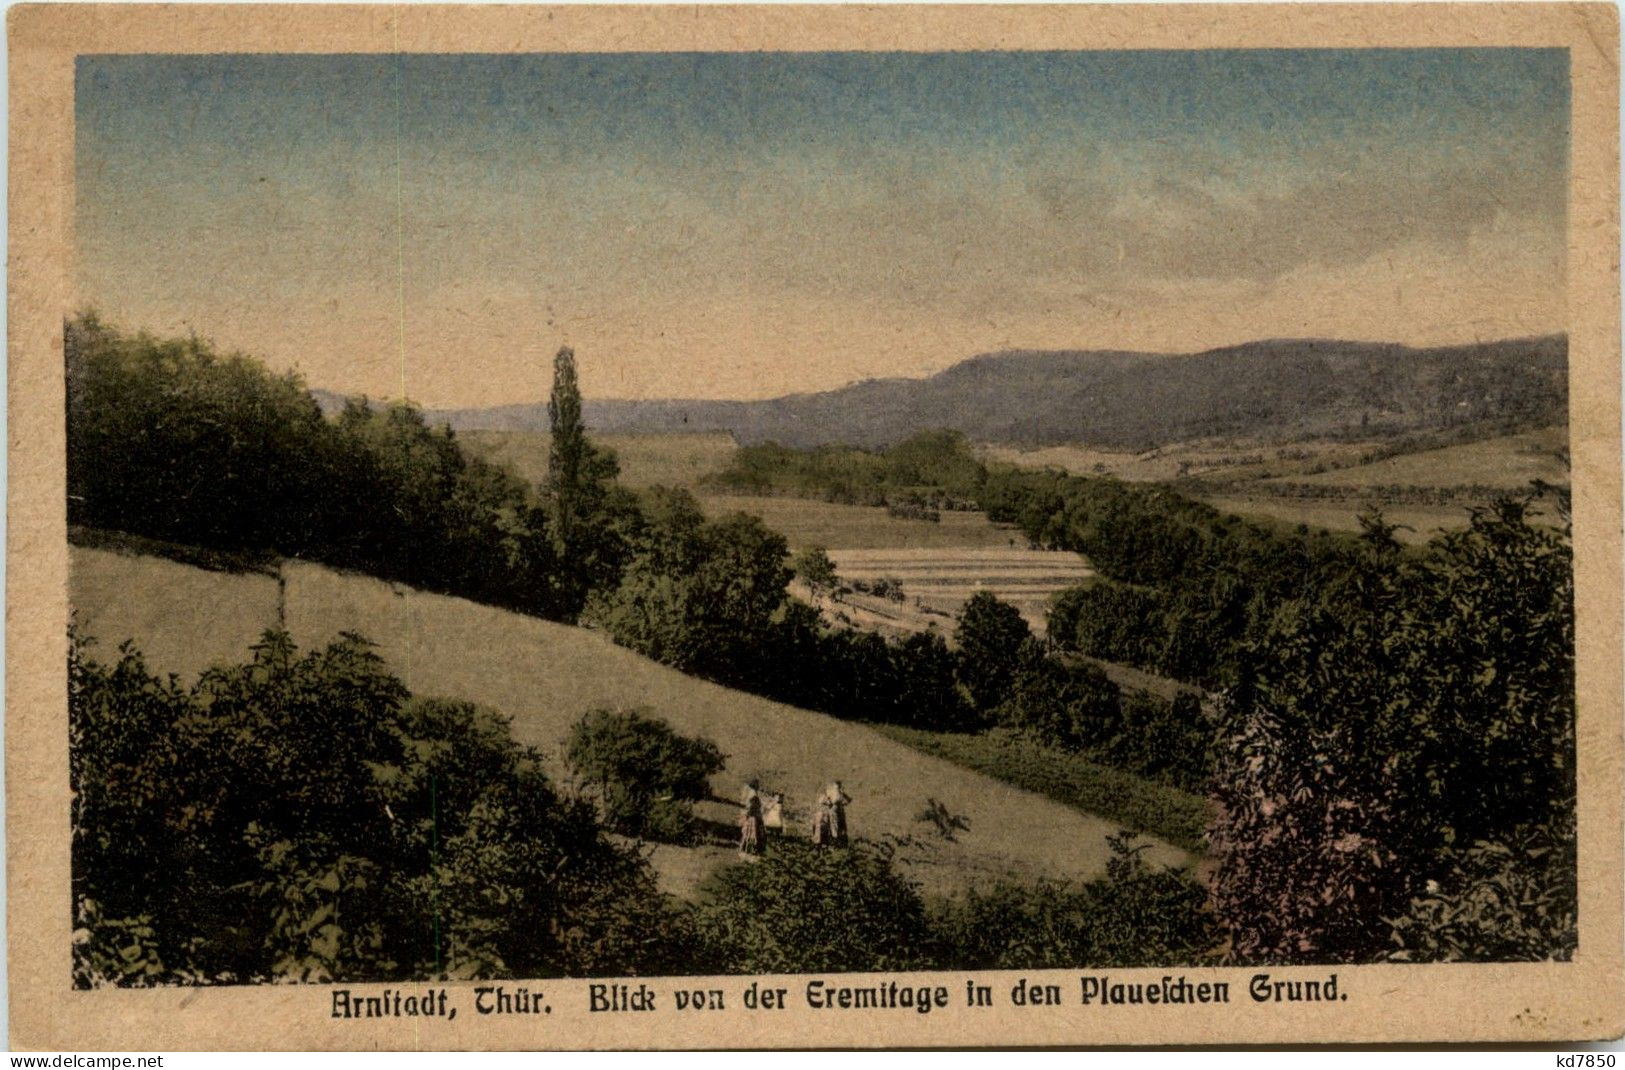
828;780;851;846
764;792;784;838
739;780;765;857
810;785;833;846
812;781;851;847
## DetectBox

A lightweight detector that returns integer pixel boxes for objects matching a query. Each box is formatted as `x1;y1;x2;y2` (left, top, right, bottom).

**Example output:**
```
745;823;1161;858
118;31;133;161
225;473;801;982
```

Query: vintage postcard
7;2;1622;1051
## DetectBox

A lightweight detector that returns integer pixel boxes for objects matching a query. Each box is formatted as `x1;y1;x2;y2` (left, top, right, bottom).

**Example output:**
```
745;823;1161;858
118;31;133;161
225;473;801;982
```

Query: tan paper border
8;3;1622;1050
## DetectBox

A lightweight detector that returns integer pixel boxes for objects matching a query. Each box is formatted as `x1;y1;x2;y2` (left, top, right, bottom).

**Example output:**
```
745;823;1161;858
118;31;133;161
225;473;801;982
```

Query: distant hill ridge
407;335;1568;450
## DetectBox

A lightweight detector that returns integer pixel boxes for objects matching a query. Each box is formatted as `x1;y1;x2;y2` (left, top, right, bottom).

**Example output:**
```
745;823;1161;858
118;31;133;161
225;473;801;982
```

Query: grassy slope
459;429;739;490
69;543;1191;900
1071;655;1201;703
1263;426;1570;490
991;426;1569;545
870;725;1210;854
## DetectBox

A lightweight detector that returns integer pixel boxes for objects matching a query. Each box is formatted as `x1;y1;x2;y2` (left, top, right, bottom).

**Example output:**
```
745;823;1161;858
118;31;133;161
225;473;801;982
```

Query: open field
1262;426;1569;491
986;425;1569;491
698;493;1023;551
1191;495;1486;544
70;543;1190;901
983;436;1385;484
869;725;1210;854
460;429;738;490
991;425;1570;545
827;547;1092;634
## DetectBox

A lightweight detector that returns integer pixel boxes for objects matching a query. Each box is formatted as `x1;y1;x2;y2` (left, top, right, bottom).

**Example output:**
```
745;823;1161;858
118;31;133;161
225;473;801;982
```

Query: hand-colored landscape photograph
67;48;1574;985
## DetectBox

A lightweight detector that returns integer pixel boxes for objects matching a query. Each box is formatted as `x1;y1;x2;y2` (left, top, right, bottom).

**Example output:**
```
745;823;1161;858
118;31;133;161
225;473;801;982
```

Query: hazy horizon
77;50;1569;406
408;331;1567;411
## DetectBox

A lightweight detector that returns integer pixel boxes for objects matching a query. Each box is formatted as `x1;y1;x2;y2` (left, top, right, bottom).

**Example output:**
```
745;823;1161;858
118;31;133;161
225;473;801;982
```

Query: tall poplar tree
547;346;587;555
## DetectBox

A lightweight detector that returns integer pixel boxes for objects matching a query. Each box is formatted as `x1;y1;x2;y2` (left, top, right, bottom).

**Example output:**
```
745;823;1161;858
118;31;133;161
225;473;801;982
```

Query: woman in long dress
812;781;851;847
739;783;765;857
828;780;851;846
810;788;832;846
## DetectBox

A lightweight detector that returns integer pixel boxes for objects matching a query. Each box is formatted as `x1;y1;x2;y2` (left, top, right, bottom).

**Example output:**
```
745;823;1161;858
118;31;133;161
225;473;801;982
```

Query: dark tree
546;346;588;555
889;628;974;731
791;545;840;600
954;592;1033;716
1001;643;1122;750
540;345;632;619
564;707;727;843
1207;497;1575;964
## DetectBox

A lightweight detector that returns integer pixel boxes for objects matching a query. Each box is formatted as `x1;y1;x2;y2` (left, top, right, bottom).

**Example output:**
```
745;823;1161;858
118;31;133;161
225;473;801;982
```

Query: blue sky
76;50;1570;403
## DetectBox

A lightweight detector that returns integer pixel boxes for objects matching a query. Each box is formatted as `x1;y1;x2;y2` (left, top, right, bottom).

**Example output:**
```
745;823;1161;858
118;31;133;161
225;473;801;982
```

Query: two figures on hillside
737;779;848;856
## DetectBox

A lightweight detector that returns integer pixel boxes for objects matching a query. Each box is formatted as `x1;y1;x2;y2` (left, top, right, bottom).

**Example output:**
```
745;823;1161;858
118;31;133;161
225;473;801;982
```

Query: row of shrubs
703;431;986;507
71;632;1219;985
869;725;1211;854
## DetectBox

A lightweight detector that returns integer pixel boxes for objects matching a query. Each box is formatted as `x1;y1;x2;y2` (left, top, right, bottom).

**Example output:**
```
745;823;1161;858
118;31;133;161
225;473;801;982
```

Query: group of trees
981;469;1577;961
1208;503;1575;963
980;464;1366;688
953;592;1210;792
705;430;986;507
682;422;1580;964
66;314;636;621
71;630;693;985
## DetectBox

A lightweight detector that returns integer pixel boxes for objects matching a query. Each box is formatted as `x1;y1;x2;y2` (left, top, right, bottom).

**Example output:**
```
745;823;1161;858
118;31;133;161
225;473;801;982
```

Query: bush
1386;816;1576;963
930;833;1221;969
886;493;940;522
70;631;682;985
869;576;906;602
564;708;726;843
791;545;839;599
1208;501;1575;963
999;644;1122;749
955;592;1032;715
693;839;932;973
